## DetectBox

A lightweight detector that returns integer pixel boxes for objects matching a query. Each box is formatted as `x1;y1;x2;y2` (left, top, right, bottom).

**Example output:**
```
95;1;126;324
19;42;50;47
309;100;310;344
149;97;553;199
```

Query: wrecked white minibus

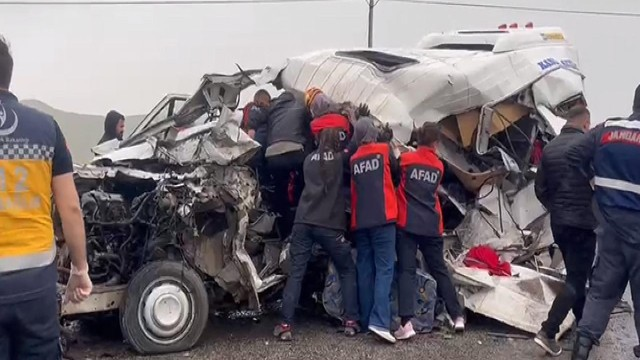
57;26;583;355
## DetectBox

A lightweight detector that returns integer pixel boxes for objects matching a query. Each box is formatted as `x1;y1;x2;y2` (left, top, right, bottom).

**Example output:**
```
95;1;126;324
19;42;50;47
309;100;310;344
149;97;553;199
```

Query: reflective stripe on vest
594;176;640;195
0;242;56;273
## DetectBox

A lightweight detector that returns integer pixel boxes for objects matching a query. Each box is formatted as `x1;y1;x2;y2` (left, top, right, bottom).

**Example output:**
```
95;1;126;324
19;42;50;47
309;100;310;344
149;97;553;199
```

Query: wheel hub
142;283;191;340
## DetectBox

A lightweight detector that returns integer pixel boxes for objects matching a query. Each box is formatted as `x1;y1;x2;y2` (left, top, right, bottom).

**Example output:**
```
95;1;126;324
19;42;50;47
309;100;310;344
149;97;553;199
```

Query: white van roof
418;26;570;54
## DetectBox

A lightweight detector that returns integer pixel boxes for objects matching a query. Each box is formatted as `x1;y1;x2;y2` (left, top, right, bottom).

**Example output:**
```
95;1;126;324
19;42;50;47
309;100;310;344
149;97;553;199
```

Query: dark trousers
397;230;462;320
541;223;596;338
0;286;61;360
266;150;306;239
578;218;640;342
281;224;358;325
355;224;396;330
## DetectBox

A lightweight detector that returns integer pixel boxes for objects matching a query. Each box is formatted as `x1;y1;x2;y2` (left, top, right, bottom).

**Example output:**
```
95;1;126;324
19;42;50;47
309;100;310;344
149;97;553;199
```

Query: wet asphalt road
67;294;637;360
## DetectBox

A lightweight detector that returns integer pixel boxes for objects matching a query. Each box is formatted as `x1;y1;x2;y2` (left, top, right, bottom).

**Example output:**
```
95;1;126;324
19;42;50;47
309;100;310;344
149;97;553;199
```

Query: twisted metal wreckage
58;26;586;354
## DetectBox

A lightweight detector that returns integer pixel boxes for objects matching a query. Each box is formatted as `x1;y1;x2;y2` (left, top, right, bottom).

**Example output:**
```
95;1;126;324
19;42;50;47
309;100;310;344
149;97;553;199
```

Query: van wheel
120;261;209;354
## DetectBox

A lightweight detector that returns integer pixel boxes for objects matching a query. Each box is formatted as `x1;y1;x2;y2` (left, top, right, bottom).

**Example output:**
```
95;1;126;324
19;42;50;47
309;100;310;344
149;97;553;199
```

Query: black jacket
98;110;124;145
535;126;596;230
266;92;312;148
295;150;347;231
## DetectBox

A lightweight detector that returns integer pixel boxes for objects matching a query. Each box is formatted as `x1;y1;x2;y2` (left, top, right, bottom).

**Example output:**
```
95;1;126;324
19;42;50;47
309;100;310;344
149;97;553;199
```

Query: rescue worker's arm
50;121;92;302
388;144;401;187
567;126;600;181
534;158;550;209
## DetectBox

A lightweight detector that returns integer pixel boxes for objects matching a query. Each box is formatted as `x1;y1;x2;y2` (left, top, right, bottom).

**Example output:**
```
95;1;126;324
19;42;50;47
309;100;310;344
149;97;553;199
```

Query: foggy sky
1;0;638;124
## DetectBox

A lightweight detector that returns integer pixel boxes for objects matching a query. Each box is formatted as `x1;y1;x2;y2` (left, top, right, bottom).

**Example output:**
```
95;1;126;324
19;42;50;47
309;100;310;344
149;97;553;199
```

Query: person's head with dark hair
416;122;441;147
316;127;342;195
0;36;13;90
565;105;591;132
98;110;125;144
254;89;271;108
317;127;342;154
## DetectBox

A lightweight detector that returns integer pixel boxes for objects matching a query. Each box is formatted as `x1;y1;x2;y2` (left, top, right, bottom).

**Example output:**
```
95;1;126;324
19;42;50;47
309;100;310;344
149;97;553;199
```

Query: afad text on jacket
397;146;444;237
350;143;397;230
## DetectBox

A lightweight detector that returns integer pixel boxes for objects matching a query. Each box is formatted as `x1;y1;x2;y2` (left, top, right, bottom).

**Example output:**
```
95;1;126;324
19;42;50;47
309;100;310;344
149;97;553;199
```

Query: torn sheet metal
454;265;574;337
74;164;209;182
508;181;547;230
277;33;583;143
91;110;259;167
200;166;285;309
123;71;262;147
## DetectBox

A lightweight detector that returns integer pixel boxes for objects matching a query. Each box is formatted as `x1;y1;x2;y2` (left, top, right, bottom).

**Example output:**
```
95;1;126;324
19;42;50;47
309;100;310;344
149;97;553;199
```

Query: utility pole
366;0;380;48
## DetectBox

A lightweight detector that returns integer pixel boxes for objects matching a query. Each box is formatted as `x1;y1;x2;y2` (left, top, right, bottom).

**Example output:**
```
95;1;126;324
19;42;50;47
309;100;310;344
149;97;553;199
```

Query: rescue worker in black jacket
533;105;596;357
274;128;359;341
350;117;400;344
395;122;465;341
264;91;313;239
568;85;640;360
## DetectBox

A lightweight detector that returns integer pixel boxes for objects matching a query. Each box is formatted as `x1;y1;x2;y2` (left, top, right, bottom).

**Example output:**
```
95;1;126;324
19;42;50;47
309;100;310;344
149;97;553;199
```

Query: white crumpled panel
454;265;574;337
279;44;583;143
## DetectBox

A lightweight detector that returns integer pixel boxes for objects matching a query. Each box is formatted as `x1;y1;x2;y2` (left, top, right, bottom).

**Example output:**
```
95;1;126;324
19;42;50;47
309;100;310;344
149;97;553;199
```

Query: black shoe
344;320;359;337
273;323;292;341
571;333;594;360
534;330;562;357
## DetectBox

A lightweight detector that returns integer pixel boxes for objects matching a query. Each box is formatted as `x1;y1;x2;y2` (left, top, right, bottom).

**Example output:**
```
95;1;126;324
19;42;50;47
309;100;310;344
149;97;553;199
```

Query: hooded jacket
98;110;124;145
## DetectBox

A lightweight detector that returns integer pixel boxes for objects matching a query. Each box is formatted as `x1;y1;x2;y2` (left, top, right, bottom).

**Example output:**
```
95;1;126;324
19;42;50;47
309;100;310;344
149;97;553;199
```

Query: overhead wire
5;0;640;16
0;0;342;5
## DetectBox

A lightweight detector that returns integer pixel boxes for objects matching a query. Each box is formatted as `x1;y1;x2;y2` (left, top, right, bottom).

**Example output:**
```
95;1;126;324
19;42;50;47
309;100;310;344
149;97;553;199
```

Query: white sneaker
394;321;416;340
454;317;465;333
368;325;397;344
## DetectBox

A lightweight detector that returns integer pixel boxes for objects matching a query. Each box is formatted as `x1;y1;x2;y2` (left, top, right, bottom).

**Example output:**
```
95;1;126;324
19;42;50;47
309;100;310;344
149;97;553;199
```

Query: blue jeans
355;223;396;330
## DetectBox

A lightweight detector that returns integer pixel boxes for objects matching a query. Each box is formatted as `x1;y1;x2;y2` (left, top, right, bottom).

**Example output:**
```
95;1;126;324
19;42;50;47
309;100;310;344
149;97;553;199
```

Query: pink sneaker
394;321;416;340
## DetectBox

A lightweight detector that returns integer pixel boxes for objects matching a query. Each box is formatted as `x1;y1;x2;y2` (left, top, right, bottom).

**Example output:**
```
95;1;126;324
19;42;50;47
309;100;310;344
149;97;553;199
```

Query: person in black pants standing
395;122;464;340
274;128;359;341
533;105;596;357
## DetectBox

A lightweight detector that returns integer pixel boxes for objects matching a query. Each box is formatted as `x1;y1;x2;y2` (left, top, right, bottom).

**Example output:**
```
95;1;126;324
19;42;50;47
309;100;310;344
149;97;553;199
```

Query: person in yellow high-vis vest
0;36;93;360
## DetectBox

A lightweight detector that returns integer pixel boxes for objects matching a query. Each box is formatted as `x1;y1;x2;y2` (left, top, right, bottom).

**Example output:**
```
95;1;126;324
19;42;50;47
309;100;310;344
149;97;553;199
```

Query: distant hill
21;100;145;164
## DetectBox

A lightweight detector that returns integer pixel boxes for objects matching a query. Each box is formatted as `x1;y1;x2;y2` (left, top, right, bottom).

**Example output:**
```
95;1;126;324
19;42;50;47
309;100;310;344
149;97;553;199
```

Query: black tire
119;261;209;355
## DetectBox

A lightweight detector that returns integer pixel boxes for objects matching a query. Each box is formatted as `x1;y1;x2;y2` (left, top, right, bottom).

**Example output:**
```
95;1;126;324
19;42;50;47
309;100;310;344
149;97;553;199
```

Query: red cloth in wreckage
463;245;512;276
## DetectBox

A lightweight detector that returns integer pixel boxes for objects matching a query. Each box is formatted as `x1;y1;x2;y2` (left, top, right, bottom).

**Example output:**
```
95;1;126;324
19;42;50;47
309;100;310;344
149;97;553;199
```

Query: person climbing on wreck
395;122;465;341
274;127;359;341
350;117;400;344
263;91;313;239
97;110;125;145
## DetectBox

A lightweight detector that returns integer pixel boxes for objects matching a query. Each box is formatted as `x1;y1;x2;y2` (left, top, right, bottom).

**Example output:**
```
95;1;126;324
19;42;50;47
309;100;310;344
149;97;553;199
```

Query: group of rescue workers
2;33;640;359
241;87;466;343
